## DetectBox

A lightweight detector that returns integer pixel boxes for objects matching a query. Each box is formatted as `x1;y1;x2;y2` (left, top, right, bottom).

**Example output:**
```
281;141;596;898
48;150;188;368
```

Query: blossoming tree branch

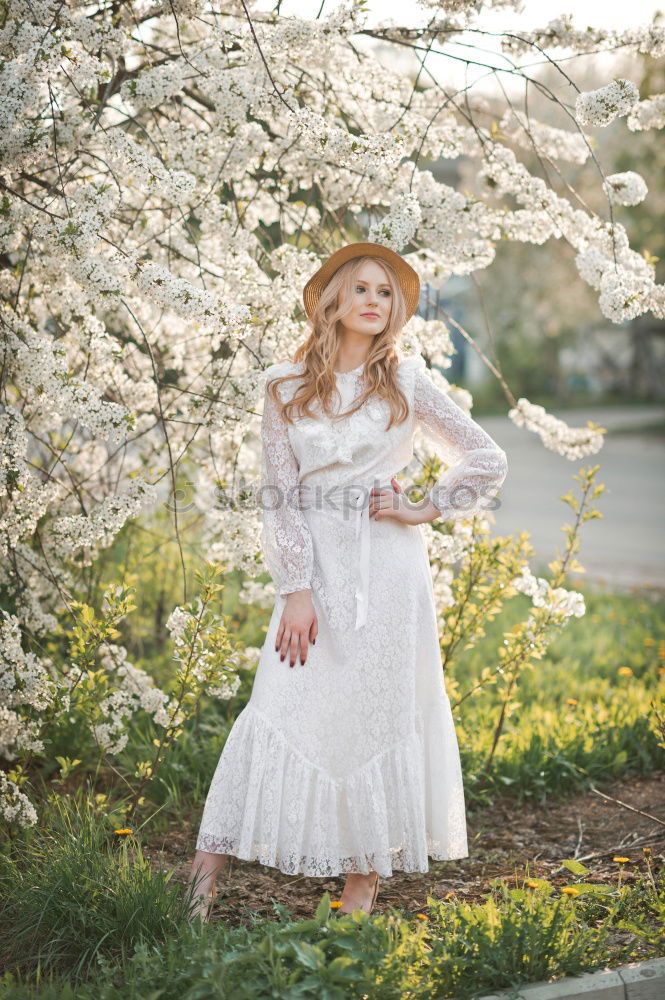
0;0;662;825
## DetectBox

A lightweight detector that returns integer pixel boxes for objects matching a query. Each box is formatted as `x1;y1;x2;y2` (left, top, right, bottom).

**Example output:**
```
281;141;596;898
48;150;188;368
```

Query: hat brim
302;241;421;321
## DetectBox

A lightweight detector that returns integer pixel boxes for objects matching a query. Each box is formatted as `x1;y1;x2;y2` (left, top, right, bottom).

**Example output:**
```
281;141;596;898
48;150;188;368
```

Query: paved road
480;404;665;592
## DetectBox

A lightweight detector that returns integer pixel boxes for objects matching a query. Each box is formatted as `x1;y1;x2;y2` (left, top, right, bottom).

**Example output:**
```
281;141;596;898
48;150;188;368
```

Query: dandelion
526;879;541;888
617;667;633;676
330;900;343;909
561;886;580;895
613;857;630;889
114;828;133;836
566;698;578;706
642;847;652;856
415;912;429;920
644;637;655;646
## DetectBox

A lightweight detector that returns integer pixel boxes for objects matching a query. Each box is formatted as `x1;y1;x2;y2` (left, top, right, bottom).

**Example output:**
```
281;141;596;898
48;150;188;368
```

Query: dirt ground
146;771;665;926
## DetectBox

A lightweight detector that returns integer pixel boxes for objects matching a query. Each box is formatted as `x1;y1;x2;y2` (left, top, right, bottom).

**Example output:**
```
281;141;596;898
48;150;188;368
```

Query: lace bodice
259;355;508;598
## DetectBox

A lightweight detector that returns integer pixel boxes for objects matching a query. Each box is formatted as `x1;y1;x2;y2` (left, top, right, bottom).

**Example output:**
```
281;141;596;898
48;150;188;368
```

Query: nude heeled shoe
337;870;380;915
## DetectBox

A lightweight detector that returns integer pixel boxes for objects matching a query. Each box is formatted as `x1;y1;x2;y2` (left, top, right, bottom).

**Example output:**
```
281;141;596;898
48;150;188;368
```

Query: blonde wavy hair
267;255;411;430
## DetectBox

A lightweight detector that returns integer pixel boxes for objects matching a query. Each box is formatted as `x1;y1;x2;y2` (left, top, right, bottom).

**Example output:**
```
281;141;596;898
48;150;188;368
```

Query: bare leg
187;849;229;920
339;869;380;913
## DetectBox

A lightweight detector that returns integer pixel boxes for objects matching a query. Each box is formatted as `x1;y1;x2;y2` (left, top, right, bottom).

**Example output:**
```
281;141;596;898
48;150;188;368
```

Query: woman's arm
260;376;314;596
413;365;508;523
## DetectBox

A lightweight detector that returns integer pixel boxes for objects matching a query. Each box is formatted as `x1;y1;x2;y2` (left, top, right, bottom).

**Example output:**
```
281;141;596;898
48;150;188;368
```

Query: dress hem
194;834;470;878
195;702;469;878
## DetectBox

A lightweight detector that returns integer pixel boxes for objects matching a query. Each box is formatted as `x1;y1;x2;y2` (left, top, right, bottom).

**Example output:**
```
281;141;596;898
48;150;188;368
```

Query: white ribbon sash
301;479;394;630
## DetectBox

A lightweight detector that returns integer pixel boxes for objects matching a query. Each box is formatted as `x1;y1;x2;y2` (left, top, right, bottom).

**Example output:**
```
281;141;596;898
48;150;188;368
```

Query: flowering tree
1;0;663;824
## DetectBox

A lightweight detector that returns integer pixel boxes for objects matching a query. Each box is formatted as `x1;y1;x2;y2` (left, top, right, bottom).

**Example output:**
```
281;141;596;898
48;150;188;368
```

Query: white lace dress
196;354;508;877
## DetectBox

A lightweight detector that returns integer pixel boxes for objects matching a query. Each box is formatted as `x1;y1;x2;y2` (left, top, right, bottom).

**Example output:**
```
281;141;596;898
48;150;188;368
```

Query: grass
0;792;194;983
0;793;663;999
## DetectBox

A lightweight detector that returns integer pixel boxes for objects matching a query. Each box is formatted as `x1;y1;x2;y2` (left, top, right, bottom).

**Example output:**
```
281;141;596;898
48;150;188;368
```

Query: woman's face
338;260;392;337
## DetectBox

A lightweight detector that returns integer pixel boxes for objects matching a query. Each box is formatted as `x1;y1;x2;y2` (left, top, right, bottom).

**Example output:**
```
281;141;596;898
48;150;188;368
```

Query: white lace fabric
413;365;508;521
196;355;508;877
260;379;315;596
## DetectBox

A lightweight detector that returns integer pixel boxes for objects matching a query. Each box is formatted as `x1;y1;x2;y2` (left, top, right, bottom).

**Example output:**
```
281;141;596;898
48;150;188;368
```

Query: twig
574;816;585;858
589;785;665;827
238;0;295;112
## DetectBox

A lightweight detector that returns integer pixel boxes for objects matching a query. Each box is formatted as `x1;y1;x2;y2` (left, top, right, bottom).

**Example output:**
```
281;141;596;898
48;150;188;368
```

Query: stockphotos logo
164;478;503;517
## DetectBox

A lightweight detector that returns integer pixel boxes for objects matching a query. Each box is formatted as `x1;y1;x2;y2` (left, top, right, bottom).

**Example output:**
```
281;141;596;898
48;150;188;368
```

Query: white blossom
626;93;665;132
368;193;422;252
574;79;639;128
46;478;158;559
508;399;605;459
88;643;180;754
0;771;38;828
512;566;586;619
499;109;590;164
603;171;648;206
502;19;665;59
165;606;190;642
0;610;56;762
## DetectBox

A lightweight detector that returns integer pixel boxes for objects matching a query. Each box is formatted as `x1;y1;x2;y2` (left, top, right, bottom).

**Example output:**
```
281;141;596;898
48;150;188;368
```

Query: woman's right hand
275;590;319;667
275;590;318;668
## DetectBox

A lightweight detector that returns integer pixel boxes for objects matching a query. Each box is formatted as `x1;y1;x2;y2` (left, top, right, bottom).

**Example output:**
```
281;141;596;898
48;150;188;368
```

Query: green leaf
572;883;615;895
277;918;320;936
315;890;331;923
292;940;324;970
561;860;590;876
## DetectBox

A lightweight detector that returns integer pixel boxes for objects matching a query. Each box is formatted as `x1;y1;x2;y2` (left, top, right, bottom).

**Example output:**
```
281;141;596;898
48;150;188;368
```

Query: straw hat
302;241;421;321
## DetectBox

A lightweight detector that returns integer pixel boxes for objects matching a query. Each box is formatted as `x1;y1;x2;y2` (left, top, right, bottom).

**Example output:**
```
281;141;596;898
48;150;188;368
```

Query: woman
187;241;508;920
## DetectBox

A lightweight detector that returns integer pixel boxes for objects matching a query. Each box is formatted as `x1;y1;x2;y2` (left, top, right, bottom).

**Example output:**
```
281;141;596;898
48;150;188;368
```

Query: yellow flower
330;900;343;909
561;886;580;896
644;637;655;647
617;667;633;677
114;828;133;836
613;856;630;863
526;879;541;888
566;698;578;706
415;913;429;921
642;847;652;856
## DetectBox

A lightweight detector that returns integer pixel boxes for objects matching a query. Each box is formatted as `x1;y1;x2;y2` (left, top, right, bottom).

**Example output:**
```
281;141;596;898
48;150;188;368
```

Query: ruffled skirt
196;515;469;877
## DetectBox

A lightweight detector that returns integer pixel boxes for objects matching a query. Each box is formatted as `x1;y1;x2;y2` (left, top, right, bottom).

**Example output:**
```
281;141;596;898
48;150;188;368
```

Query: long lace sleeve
413;363;508;522
260;374;314;596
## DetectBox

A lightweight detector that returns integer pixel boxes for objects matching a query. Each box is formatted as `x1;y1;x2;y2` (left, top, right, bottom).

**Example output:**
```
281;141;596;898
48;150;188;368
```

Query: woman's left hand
369;477;433;526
